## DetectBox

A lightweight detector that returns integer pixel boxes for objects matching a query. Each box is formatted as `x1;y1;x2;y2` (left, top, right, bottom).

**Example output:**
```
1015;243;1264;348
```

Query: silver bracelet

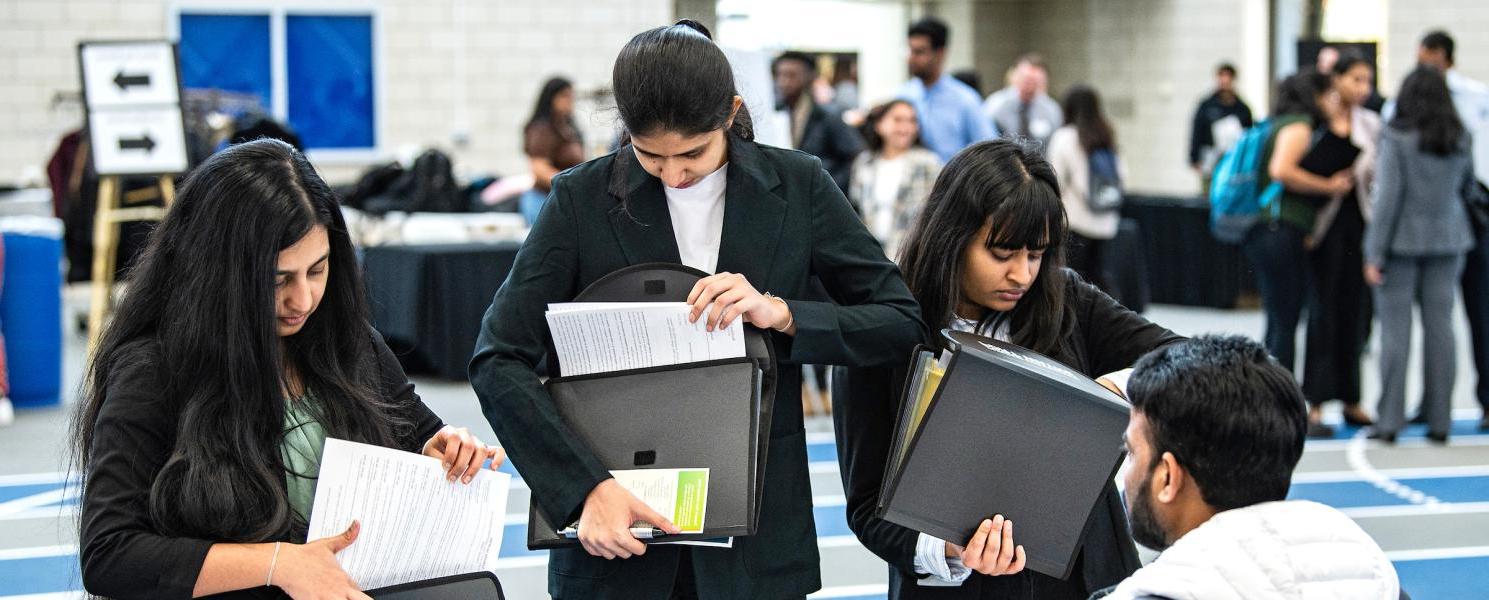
763;292;793;332
266;541;281;587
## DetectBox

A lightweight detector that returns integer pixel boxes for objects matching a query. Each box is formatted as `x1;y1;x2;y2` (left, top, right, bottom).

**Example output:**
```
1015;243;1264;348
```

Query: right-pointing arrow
118;135;156;153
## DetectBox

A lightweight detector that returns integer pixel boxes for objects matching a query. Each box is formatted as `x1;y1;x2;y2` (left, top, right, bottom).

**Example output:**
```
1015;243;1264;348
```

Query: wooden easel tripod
87;174;175;349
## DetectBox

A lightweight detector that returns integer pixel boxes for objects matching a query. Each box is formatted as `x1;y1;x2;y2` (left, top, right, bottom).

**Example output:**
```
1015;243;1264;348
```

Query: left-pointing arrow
118;135;156;152
113;71;151;90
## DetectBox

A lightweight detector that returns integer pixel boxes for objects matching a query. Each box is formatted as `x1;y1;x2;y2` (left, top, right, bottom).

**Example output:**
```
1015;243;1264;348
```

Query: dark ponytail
612;19;753;141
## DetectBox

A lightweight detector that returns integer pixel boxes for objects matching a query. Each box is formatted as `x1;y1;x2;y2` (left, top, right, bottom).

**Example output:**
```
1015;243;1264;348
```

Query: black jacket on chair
831;272;1183;600
468;133;923;600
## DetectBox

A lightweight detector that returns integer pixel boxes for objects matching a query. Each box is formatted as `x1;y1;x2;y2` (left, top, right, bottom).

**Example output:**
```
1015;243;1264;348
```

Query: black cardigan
832;271;1184;600
78;333;444;600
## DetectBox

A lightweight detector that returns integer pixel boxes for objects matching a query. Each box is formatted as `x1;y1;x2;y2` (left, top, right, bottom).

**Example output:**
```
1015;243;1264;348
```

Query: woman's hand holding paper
422;425;505;484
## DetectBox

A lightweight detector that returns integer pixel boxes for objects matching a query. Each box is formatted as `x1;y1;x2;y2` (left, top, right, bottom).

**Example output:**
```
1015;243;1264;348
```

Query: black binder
527;263;777;549
366;572;504;599
878;329;1130;580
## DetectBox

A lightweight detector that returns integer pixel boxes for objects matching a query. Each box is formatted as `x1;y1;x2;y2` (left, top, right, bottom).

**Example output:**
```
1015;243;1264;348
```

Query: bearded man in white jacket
1093;335;1401;600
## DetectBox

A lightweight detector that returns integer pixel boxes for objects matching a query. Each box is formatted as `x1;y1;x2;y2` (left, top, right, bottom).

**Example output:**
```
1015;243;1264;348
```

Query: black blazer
831;272;1184;600
78;333;444;600
793;101;864;194
468;134;923;600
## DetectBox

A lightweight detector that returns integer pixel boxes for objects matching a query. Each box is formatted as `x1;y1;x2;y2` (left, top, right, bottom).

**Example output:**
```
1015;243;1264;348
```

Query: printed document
546;302;746;377
610;467;710;534
307;438;512;590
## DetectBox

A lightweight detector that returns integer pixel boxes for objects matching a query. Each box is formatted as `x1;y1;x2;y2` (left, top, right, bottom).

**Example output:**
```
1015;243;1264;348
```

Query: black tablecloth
1122;195;1251;309
363;242;521;379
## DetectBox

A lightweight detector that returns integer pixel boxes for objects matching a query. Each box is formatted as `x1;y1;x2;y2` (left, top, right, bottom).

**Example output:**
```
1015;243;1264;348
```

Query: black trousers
1464;213;1489;413
1303;199;1370;407
1243;222;1310;373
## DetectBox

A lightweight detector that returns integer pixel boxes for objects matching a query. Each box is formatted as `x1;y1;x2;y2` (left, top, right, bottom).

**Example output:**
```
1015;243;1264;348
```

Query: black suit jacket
468;134;923;600
793;101;864;195
831;272;1183;600
78;333;443;600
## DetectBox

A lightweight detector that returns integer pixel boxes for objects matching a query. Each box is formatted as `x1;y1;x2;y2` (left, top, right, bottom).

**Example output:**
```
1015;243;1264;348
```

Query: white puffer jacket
1102;500;1399;600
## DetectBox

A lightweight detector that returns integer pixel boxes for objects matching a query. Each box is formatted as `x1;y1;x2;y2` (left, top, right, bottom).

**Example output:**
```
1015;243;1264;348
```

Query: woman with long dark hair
469;20;922;600
520;76;585;224
74;139;503;600
1365;66;1478;443
1301;55;1382;434
848;98;942;259
834;139;1182;599
1048;84;1121;290
1242;71;1351;433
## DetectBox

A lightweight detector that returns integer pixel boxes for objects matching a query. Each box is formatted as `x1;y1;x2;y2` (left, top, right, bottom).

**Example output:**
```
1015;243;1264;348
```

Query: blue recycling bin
0;217;64;408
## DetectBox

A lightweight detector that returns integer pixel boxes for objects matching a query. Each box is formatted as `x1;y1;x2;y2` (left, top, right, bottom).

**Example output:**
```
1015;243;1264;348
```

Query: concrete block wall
1383;1;1489;96
969;0;1261;198
0;0;673;187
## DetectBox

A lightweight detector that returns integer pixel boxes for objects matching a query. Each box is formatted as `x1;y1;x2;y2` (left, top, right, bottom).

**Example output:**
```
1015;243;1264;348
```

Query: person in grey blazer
1364;66;1480;443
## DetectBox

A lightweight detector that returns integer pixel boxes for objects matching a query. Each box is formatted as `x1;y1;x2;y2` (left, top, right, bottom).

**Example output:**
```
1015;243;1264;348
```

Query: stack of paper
545;302;746;377
307;439;513;590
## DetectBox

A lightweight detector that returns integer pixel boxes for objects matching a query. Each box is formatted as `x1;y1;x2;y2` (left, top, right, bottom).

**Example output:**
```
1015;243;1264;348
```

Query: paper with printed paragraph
610;468;710;534
306;438;512;590
545;302;746;377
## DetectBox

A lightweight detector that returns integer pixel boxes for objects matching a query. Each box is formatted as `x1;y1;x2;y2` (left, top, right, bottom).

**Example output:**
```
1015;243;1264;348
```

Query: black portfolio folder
367;572;504;599
526;263;777;549
878;330;1130;580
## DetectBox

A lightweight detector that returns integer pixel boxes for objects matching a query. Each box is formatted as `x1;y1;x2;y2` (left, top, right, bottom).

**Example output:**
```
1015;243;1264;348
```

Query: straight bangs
985;180;1066;254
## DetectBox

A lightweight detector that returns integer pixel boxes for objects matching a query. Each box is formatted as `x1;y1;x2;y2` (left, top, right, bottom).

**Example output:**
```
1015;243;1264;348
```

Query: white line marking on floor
1346;429;1443;507
1292;464;1489;483
0;545;74;561
0;473;68;487
1385;545;1489;561
1340;501;1489;519
0;491;72;519
809;583;888;598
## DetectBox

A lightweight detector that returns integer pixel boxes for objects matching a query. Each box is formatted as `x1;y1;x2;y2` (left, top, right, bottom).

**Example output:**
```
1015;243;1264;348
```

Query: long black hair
526;76;575;131
1273;70;1331;125
1391;65;1465;156
1061;84;1115;153
74;139;410;542
612;19;753;141
898;139;1071;355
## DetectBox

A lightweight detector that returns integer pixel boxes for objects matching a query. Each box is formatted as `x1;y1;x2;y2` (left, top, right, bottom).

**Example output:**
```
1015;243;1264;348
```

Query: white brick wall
970;0;1262;197
1383;2;1489;96
0;0;672;187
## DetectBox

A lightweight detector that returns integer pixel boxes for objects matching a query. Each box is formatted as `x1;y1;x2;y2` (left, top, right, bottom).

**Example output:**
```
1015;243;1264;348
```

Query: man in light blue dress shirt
898;17;996;164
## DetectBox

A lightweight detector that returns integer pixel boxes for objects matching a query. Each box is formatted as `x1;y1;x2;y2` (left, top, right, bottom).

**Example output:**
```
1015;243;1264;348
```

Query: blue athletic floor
3;422;1486;598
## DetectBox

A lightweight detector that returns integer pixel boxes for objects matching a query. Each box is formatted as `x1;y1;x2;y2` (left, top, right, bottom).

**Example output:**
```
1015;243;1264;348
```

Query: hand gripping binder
877;329;1130;580
527;263;777;549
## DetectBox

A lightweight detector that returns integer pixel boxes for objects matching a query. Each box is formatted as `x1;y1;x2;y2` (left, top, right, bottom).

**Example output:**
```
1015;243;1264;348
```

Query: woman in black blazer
833;140;1183;599
73;139;502;600
468;20;922;600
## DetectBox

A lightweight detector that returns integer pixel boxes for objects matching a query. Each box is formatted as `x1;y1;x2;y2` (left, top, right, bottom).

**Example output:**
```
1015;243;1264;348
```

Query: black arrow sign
113;71;151;91
118;135;156;153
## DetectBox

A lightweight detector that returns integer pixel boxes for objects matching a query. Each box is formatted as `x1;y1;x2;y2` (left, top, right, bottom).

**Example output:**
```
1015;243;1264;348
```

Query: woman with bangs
832;139;1184;599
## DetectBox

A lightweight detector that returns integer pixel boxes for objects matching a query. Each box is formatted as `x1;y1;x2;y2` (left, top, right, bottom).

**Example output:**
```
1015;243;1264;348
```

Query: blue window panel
177;14;272;109
286;15;375;149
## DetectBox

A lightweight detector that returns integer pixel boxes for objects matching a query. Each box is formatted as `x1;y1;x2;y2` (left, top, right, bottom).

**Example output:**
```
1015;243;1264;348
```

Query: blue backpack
1209;119;1282;244
1087;148;1124;213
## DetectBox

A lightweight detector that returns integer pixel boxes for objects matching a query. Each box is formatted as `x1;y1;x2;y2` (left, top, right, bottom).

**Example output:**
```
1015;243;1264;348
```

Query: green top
1260;114;1326;232
281;393;328;523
